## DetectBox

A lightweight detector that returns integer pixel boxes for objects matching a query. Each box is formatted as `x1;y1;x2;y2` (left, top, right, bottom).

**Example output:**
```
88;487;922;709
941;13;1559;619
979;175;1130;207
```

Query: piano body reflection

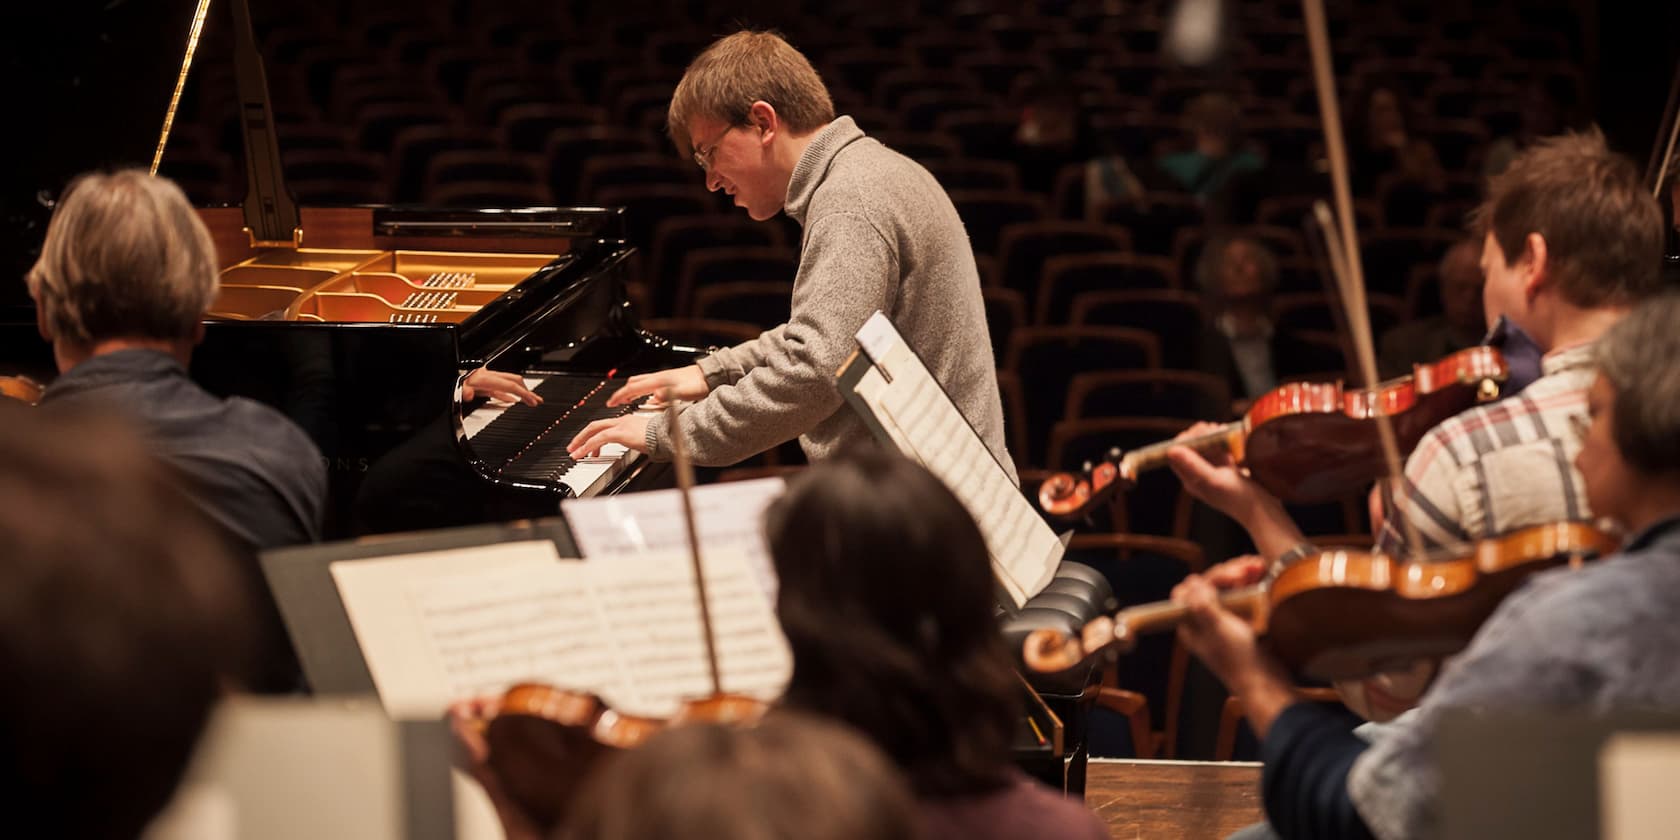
0;0;701;539
188;205;696;539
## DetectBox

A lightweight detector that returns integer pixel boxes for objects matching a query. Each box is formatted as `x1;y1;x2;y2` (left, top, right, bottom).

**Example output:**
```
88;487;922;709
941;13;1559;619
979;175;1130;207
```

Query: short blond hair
666;30;834;152
26;169;217;346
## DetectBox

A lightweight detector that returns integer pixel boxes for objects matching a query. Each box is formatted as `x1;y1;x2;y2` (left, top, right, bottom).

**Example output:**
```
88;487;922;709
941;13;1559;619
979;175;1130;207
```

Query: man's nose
705;170;723;192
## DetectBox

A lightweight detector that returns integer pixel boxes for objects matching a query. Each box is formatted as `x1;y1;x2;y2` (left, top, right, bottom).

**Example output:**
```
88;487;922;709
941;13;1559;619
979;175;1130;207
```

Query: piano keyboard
462;373;646;498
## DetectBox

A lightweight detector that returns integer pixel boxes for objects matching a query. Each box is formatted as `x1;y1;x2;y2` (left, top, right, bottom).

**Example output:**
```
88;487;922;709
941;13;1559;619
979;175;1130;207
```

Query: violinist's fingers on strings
1206;555;1267;589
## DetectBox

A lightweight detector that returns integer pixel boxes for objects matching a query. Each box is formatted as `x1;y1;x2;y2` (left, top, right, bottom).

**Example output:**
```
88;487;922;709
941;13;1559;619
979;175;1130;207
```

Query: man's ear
747;100;778;145
1520;231;1550;302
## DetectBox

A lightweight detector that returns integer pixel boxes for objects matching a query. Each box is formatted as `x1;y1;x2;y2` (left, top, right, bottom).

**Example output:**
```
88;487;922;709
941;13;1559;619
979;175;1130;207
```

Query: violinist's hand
1166;423;1305;563
1368;482;1387;536
606;364;709;407
447;697;543;840
567;413;651;459
463;367;541;406
1165;422;1264;518
1172;574;1295;740
1204;554;1268;590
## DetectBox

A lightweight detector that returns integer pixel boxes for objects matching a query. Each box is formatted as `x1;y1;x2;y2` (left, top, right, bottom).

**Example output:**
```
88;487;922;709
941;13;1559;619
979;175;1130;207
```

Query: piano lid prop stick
663;388;723;696
151;0;215;175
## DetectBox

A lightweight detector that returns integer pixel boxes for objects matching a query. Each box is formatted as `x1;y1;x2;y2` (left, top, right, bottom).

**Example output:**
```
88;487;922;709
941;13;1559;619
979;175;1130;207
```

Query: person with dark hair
1087;92;1266;220
1156;91;1266;202
1481;75;1582;177
1011;77;1096;195
1376;237;1487;380
452;449;1107;838
558;712;920;840
1347;80;1445;196
1172;292;1680;840
567;31;1015;484
766;450;1109;839
1192;233;1344;405
0;401;255;840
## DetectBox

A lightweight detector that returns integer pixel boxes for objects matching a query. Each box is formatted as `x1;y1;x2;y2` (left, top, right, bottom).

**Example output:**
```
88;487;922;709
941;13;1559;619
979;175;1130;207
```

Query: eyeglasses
692;124;737;172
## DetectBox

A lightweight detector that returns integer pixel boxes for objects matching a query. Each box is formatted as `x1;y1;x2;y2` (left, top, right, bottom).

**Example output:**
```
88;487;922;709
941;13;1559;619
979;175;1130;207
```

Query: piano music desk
1084;758;1262;839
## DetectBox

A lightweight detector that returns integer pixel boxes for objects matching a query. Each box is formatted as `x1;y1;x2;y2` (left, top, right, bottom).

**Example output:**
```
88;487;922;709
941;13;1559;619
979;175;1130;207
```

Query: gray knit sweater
644;116;1016;483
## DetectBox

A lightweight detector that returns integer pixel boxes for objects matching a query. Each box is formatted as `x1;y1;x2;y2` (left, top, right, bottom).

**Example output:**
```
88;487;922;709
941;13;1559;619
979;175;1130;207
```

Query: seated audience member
1155;92;1266;204
1011;79;1097;196
558;712;919;840
25;168;326;552
1377;237;1486;379
1481;76;1580;177
1347;80;1445;196
1193;233;1344;404
1085;92;1263;219
1172;292;1680;840
766;451;1110;840
0;402;256;840
452;451;1111;840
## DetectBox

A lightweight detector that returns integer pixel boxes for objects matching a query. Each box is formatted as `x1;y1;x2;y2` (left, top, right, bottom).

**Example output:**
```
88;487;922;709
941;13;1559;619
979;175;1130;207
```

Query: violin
1022;520;1620;683
480;684;768;832
461;390;772;837
0;375;43;405
1038;345;1507;517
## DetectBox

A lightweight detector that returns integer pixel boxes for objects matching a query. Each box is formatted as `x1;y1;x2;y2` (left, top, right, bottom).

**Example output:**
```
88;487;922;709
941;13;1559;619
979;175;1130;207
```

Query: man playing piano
568;30;1016;482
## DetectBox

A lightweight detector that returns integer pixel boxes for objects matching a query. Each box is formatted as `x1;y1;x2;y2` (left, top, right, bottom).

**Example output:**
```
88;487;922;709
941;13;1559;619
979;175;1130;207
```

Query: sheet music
561;477;787;599
1601;734;1680;840
330;542;790;720
849;312;1062;607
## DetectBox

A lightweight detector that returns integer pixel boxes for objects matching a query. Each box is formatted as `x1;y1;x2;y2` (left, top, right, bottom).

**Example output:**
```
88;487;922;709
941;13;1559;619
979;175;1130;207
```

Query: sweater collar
783;116;864;225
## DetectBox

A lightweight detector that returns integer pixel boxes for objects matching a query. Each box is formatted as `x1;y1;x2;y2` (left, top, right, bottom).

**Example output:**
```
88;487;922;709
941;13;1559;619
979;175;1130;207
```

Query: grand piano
1;0;699;538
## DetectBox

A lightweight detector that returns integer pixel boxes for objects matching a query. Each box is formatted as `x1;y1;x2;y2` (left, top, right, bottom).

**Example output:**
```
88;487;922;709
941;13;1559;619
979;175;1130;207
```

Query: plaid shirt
1334;342;1597;722
1376;342;1597;558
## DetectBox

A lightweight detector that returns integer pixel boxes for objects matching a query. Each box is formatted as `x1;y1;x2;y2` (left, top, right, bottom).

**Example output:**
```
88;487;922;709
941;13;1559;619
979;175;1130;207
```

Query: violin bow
663;390;723;696
1301;0;1425;563
1645;59;1679;199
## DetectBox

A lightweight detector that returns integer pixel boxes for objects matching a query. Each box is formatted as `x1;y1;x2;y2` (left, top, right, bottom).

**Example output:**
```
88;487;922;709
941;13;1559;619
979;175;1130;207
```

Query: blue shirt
1349;515;1680;838
1260;515;1680;840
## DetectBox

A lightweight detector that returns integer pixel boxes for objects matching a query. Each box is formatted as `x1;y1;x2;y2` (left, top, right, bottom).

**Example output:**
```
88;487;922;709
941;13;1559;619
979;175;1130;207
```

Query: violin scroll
1037;448;1126;520
1021;627;1087;675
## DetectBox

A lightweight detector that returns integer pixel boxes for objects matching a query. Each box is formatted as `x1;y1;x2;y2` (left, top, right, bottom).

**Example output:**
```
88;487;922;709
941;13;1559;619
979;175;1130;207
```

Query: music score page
849;312;1062;607
330;540;791;720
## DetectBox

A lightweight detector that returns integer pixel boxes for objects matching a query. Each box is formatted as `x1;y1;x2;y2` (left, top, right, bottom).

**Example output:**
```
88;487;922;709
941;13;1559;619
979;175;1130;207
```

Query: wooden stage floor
1084;759;1263;839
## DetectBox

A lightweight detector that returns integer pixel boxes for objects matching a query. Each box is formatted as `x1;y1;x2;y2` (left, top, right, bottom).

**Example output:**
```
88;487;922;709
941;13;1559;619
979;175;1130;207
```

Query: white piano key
462;376;546;440
563;444;638;497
